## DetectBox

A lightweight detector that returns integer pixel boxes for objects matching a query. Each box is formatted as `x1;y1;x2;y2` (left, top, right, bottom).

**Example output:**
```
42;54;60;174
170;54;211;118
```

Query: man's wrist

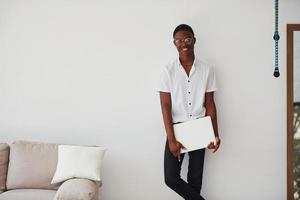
167;138;176;144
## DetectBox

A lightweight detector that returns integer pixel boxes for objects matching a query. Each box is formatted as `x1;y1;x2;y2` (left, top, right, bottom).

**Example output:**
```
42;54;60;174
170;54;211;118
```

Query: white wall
0;0;300;199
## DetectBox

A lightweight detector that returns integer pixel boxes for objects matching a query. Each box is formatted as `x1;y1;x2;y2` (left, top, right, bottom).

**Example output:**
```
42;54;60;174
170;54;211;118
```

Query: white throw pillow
51;145;106;184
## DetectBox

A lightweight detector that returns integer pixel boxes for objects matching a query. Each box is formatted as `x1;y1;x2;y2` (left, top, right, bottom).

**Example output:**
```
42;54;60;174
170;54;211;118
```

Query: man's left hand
207;136;221;153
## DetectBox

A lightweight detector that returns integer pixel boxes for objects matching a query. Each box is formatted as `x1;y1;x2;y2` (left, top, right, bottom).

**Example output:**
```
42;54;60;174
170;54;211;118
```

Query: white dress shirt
158;57;217;123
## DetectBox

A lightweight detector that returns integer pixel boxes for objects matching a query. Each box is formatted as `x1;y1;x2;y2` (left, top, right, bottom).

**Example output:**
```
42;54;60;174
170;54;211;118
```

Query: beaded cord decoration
273;0;280;78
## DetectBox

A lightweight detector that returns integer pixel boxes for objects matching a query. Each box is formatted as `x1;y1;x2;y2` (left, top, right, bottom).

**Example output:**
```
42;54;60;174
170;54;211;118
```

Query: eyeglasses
174;37;194;46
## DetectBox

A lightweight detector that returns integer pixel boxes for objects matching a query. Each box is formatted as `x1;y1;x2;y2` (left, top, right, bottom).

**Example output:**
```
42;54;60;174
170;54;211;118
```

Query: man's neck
179;54;195;68
179;54;195;77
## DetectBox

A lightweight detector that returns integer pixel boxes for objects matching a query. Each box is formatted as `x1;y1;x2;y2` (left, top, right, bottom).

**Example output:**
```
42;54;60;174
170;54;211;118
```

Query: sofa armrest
54;178;99;200
0;143;9;192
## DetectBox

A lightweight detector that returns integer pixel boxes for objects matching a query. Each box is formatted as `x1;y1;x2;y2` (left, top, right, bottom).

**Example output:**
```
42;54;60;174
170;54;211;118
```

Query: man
158;24;221;200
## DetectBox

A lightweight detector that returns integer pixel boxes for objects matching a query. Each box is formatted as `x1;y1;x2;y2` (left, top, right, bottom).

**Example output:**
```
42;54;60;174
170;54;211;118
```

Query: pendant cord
273;0;280;77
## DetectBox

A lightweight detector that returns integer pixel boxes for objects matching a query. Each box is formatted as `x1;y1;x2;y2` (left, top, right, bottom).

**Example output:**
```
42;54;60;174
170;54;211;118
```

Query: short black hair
173;24;194;38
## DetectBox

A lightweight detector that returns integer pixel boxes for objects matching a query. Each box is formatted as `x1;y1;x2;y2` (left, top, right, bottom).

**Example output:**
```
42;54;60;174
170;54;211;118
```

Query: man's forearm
206;103;219;138
161;105;176;143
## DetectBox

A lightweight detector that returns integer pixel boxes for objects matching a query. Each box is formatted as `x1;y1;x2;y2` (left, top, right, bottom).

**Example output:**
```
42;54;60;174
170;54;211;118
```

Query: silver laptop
173;116;216;153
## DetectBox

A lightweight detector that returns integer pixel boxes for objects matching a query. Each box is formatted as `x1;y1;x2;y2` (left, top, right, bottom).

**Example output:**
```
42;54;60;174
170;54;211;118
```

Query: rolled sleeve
157;67;171;93
206;66;217;92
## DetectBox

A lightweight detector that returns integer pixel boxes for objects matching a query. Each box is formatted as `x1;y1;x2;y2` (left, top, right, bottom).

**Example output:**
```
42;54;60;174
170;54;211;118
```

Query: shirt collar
177;57;198;77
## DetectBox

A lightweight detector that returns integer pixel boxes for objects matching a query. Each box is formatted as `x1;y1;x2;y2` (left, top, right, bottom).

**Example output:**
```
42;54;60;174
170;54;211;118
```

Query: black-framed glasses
174;37;194;46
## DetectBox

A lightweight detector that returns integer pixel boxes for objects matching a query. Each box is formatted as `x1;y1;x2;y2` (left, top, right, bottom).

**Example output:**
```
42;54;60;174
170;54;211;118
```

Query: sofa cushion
52;145;106;184
53;178;98;200
0;144;9;192
6;140;60;190
0;189;56;200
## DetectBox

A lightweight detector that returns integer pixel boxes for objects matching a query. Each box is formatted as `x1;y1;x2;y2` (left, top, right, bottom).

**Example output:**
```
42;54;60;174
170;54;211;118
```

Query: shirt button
188;91;191;94
188;80;190;83
189;103;191;105
190;114;192;117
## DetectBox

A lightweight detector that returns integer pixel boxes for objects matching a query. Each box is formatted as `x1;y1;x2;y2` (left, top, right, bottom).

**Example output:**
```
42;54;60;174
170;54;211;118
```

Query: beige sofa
0;141;100;200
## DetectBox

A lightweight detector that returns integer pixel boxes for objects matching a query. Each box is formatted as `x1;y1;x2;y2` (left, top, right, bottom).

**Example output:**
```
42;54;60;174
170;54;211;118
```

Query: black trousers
164;141;206;200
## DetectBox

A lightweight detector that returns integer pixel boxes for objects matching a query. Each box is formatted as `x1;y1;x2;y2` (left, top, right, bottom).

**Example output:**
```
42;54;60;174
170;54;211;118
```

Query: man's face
173;30;195;56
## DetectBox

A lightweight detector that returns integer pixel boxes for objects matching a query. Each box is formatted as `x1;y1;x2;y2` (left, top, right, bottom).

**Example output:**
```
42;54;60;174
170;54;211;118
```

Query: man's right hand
168;141;184;161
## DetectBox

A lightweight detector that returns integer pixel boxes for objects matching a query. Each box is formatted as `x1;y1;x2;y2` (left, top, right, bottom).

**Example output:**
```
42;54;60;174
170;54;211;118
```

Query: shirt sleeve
206;66;217;92
157;67;171;93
